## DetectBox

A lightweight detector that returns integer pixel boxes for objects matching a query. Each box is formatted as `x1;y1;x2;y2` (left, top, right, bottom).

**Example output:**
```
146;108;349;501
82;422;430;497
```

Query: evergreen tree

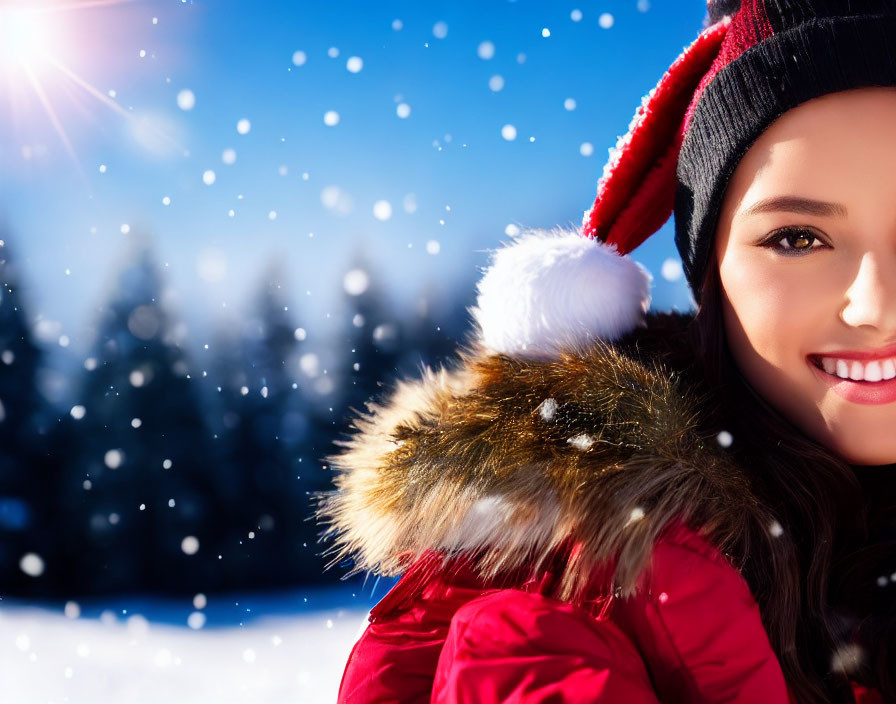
0;232;59;596
209;257;329;587
59;234;225;595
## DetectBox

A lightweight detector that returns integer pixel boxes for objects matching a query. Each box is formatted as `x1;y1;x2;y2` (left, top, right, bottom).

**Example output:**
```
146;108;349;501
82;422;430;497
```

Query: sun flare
0;6;56;68
0;0;171;175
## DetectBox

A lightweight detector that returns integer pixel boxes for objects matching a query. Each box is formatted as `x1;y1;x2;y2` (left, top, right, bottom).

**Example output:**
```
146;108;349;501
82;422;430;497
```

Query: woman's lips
810;343;896;361
808;356;896;405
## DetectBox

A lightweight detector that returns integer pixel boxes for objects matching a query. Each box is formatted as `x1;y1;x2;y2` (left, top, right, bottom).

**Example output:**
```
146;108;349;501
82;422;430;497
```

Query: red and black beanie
470;1;896;362
675;0;896;301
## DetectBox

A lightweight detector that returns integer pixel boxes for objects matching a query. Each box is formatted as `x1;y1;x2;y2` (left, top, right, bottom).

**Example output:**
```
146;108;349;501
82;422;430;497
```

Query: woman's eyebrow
740;195;849;219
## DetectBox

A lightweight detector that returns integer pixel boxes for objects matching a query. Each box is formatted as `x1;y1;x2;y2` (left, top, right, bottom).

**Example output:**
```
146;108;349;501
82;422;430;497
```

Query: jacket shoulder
613;521;791;703
431;524;791;704
338;523;791;704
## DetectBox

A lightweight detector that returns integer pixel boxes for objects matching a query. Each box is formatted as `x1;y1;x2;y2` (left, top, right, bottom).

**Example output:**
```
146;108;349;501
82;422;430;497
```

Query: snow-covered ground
0;579;396;703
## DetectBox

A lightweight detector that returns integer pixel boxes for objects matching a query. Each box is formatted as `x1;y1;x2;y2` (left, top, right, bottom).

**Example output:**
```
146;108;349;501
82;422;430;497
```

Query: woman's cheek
719;254;818;395
726;252;824;334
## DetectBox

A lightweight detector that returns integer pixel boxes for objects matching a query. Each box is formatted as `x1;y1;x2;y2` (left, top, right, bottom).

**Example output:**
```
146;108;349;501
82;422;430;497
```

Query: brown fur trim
312;311;765;603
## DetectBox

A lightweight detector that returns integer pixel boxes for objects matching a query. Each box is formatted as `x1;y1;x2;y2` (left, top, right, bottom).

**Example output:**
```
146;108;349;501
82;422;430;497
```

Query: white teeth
884;359;896;380
819;356;896;382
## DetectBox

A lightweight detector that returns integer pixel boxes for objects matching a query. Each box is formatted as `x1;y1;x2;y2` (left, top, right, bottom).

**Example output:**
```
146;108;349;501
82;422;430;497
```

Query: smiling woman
714;86;896;465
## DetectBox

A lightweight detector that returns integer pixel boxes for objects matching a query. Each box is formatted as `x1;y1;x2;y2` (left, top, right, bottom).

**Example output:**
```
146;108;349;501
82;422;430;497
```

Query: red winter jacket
315;311;885;703
336;520;882;703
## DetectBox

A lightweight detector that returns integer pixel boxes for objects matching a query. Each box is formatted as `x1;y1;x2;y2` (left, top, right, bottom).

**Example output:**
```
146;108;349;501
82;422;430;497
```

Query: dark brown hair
686;252;896;702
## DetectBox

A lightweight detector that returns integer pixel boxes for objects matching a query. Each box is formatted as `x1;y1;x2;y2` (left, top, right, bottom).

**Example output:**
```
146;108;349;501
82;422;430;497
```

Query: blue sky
0;0;707;364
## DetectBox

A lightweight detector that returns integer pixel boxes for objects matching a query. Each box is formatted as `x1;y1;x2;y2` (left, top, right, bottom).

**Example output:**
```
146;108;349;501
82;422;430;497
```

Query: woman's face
714;87;896;466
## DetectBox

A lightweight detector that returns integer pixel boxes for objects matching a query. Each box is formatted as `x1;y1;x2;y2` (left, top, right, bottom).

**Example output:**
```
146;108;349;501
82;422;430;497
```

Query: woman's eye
761;227;826;256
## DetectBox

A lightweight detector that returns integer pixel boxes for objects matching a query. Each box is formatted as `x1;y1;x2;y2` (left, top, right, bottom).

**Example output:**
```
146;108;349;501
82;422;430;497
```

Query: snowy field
0;580;393;703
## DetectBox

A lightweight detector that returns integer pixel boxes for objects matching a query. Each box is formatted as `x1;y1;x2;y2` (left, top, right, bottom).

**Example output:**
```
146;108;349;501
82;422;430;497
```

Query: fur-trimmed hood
313;310;771;603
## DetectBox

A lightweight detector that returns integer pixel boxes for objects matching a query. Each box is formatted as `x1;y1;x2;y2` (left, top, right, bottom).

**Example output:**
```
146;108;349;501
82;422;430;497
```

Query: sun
0;6;57;69
0;0;174;176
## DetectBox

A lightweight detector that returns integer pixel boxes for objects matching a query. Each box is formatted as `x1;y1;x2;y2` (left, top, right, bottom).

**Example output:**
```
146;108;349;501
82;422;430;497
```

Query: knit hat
471;0;896;362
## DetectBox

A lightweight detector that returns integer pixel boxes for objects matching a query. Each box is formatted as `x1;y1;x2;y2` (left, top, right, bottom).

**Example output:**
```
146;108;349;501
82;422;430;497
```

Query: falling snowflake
661;258;684;282
19;552;44;577
477;41;495;60
343;269;370;296
372;200;392;221
181;536;200;555
187;611;206;629
176;89;195;111
320;185;353;215
830;643;865;676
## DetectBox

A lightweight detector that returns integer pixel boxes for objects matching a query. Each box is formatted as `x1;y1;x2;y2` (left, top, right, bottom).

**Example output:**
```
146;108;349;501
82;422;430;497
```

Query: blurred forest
0;227;476;598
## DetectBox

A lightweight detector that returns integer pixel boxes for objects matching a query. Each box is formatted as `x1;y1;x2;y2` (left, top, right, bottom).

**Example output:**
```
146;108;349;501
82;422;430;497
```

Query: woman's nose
840;252;896;331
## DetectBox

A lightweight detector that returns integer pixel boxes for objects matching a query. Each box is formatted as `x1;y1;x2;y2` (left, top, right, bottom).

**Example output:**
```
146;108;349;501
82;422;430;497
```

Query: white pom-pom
469;226;652;360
